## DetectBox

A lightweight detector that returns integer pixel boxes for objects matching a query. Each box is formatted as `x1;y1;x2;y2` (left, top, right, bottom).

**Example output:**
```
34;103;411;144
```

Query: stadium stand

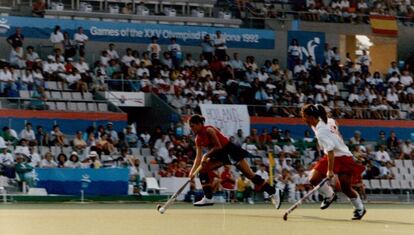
0;0;413;204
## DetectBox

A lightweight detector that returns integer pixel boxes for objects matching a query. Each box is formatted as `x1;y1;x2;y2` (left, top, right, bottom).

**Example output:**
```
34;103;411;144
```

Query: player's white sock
318;182;334;198
313;190;319;201
295;191;300;200
350;196;364;210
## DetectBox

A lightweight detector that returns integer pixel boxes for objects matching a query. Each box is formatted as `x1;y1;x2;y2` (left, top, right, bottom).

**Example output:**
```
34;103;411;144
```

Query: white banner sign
199;104;250;137
105;92;145;107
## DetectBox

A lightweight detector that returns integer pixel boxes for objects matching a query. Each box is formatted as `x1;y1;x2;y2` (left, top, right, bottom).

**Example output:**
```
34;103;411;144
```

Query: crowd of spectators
0;114;412;201
3;18;414;119
239;0;414;25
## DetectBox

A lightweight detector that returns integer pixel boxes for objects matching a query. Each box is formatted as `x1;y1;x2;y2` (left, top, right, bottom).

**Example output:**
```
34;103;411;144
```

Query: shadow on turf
301;216;414;226
228;214;414;226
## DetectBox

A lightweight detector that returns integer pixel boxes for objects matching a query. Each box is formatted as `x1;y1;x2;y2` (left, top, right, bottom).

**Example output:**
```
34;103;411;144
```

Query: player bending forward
302;104;366;220
188;114;281;208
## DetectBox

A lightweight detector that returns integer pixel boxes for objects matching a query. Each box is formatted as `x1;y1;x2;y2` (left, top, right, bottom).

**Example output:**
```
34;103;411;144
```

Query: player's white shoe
193;196;214;207
320;193;337;210
270;189;282;209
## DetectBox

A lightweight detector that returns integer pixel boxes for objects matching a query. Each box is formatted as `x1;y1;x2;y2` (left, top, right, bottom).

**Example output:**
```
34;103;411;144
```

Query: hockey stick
283;178;330;221
157;163;203;214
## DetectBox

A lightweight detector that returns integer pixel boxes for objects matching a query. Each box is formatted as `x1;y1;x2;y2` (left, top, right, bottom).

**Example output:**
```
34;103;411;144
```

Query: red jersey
195;125;229;148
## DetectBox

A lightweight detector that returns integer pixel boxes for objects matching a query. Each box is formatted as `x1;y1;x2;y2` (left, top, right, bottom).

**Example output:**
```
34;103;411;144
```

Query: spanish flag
370;15;398;37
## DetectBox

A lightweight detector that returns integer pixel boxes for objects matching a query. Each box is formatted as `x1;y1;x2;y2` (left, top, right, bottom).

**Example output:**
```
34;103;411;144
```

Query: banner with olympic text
199;104;250;137
0;16;275;49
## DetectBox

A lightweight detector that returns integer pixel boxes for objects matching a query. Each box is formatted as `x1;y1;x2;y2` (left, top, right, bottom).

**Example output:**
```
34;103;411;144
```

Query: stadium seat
55;102;67;110
67;102;77;111
390;179;401;193
380;179;391;194
71;92;82;100
77;102;87;111
149;163;160;172
39;146;50;156
362;179;371;190
141;148;151;156
369;179;381;193
83;92;93;100
395;160;404;169
98;103;108;112
145;155;156;164
51;91;62;100
399;180;411;191
390;167;399;177
145;177;167;194
130;148;141;156
87;103;98;112
403;160;413;168
19;90;31;99
61;92;72;100
45;102;56;110
46;81;58;90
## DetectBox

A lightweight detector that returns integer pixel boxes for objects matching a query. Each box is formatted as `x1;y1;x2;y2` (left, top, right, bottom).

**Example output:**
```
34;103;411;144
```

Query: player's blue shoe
352;208;366;220
320;193;337;210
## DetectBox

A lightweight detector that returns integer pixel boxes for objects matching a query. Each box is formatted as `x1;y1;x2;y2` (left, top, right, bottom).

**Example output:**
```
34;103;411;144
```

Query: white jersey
313;119;352;157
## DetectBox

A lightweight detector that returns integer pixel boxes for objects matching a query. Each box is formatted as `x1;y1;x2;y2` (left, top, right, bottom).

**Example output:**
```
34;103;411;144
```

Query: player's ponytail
316;104;328;124
301;104;328;124
189;114;205;125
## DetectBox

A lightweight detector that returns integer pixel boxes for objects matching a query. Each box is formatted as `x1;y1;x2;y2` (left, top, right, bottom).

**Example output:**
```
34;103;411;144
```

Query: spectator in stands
122;2;133;14
35;125;47;146
236;174;254;204
83;151;102;169
105;122;119;146
387;131;400;155
56;153;68;168
255;163;270;201
21;68;34;91
288;39;302;71
96;133;115;155
357;50;371;73
129;157;145;193
65;152;82;168
375;144;392;164
15;152;34;187
147;36;161;59
282;139;300;158
168;37;182;69
399;140;414;160
125;125;141;148
349;130;364;148
7;27;24;51
73;130;87;154
62;32;76;60
50;124;65;146
0;144;14;178
292;167;312;201
106;43;119;60
40;152;57;168
1;126;18;145
213;31;227;61
221;165;236;202
276;168;295;203
200;34;214;63
27;145;41;168
9;47;25;69
232;129;245;147
50;25;64;52
20;123;36;142
32;0;46;17
387;61;400;77
140;130;151;147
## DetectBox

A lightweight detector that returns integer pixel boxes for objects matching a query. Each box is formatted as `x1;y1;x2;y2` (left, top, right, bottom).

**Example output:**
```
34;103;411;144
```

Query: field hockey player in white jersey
301;104;366;220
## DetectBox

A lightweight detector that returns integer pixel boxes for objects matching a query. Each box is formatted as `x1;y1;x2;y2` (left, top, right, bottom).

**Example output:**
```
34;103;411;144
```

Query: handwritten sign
200;104;250;137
